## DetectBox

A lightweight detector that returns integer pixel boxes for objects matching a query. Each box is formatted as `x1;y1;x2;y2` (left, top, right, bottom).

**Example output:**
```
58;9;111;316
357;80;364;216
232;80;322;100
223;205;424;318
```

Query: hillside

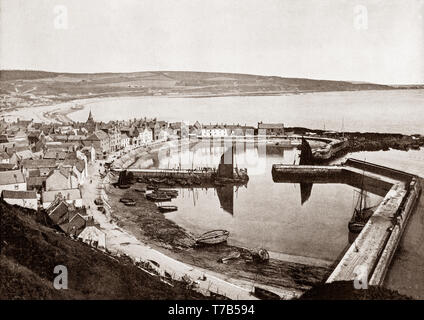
0;199;209;300
0;70;407;112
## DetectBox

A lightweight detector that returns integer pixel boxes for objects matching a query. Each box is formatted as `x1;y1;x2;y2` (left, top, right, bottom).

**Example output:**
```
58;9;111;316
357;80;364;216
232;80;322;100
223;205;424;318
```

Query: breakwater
272;158;422;286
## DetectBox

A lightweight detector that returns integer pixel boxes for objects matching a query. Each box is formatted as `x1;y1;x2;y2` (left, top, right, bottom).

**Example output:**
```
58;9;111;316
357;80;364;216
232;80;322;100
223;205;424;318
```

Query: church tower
87;110;94;124
85;109;96;133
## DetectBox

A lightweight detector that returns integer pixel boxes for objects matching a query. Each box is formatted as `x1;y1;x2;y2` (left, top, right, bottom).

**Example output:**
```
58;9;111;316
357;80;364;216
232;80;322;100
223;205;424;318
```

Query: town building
42;188;83;209
257;122;285;136
201;124;229;137
45;168;79;191
1;190;37;210
84;130;110;159
0;170;26;193
78;225;106;248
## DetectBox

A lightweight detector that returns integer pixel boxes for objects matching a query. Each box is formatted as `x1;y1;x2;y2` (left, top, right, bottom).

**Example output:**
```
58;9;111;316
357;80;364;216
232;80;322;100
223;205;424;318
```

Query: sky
1;0;423;84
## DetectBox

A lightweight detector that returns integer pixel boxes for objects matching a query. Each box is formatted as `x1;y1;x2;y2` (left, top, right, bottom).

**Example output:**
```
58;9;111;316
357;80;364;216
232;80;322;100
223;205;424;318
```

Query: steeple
87;109;94;123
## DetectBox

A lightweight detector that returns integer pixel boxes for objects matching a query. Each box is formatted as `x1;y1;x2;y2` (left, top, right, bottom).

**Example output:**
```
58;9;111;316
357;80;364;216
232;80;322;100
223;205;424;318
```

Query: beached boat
157;189;179;198
120;198;134;204
196;230;229;245
158;205;178;213
124;200;136;206
147;184;158;190
251;287;281;300
146;193;171;202
118;184;131;189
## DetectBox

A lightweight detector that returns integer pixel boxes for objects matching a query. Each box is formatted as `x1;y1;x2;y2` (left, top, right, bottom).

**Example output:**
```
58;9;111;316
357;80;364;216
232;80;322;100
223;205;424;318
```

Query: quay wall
271;160;422;286
271;164;393;197
369;177;421;285
344;158;414;184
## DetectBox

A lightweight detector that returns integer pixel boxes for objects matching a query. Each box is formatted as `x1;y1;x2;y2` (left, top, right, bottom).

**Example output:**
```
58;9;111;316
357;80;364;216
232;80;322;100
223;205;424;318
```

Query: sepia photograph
0;0;423;309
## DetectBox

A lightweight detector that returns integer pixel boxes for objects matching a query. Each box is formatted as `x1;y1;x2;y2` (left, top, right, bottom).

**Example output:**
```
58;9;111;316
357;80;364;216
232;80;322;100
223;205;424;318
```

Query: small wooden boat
146;193;171;202
218;251;240;263
157;189;178;198
158;205;178;213
124;200;136;206
137;177;146;183
118;184;131;189
147;184;158;190
135;188;146;193
348;179;375;234
252;287;281;300
196;230;229;245
120;198;134;204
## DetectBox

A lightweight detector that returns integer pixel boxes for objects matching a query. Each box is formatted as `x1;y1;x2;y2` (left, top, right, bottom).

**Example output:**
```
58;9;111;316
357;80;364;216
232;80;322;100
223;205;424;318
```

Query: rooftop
0;170;25;185
2;190;37;199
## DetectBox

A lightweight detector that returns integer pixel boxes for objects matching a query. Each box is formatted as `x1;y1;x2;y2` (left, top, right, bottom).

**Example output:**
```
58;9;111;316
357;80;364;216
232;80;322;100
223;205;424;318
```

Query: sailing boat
348;180;375;233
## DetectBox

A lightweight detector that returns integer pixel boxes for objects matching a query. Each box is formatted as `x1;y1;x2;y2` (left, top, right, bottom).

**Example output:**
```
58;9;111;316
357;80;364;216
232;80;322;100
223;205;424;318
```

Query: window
14;184;19;190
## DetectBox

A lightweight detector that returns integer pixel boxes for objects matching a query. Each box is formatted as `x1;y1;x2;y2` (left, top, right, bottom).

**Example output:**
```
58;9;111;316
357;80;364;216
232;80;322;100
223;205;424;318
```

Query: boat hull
158;205;178;213
196;230;230;245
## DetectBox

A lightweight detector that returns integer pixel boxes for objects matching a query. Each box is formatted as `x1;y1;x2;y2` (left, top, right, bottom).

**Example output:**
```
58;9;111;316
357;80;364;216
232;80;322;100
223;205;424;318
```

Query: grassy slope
0;199;209;300
0;70;400;99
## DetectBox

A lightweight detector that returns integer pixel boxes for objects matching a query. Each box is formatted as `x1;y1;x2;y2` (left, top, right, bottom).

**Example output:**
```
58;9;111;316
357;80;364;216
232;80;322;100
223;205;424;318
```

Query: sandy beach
0;97;111;124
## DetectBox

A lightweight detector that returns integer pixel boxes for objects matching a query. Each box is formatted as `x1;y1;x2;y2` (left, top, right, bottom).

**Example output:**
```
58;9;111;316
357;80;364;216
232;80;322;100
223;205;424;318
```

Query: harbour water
69;90;423;262
68;89;424;134
131;141;384;262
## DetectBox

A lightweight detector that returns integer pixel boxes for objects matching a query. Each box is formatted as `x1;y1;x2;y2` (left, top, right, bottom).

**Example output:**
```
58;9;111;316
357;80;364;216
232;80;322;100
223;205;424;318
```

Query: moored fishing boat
348;173;376;234
196;230;230;245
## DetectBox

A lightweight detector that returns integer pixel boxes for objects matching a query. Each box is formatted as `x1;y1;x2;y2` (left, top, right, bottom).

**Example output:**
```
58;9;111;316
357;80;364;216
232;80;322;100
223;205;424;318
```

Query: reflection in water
216;185;234;215
300;183;313;205
138;140;383;261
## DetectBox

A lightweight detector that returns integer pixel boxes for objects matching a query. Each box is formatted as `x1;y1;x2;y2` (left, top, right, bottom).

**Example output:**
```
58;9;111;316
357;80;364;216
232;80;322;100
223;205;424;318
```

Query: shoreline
2;89;424;134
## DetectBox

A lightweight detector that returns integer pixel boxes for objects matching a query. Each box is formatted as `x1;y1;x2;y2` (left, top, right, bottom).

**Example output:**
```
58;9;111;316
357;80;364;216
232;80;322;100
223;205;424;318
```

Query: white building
201;125;228;137
141;127;153;145
120;133;130;150
1;190;38;210
0;170;27;193
78;226;106;248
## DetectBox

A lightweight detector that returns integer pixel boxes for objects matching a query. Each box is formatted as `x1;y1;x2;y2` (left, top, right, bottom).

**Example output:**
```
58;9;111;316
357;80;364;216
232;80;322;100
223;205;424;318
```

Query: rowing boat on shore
146;193;171;202
158;205;178;213
251;287;281;300
196;230;229;245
